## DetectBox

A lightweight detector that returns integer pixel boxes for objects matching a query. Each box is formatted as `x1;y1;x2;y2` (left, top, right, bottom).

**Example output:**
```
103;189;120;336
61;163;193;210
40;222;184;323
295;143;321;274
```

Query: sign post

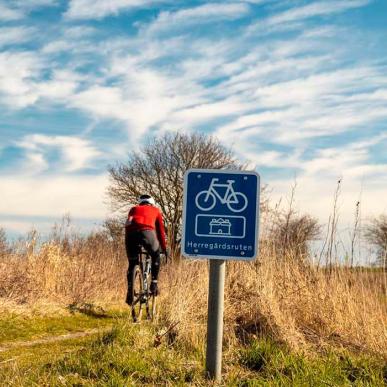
182;168;260;382
206;259;225;380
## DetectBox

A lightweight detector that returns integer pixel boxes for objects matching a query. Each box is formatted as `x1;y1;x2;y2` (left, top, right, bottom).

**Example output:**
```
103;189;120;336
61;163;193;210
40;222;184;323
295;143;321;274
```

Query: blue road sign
182;169;260;260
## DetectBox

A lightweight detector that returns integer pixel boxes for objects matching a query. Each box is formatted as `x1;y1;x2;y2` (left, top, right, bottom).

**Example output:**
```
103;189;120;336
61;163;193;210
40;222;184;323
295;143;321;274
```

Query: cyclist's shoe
150;280;159;296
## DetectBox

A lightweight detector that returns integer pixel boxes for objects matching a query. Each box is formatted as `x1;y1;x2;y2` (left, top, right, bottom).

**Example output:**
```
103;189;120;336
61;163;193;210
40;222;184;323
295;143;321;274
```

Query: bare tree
263;182;320;261
365;214;387;268
107;132;243;254
269;211;321;260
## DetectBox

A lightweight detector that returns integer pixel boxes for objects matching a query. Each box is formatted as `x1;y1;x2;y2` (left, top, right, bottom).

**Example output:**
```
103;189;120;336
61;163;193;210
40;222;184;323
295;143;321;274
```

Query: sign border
182;168;260;261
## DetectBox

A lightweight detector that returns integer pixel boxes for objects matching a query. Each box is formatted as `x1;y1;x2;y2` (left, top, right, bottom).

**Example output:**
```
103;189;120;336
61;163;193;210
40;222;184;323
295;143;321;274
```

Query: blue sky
0;0;386;255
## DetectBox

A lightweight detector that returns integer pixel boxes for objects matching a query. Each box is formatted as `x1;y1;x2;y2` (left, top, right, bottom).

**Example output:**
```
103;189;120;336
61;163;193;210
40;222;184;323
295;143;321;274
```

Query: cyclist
125;194;167;305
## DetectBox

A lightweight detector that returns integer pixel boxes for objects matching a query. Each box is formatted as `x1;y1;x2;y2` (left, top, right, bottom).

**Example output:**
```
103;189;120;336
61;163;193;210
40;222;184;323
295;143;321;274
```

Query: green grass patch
0;310;385;386
0;305;129;344
237;338;386;386
0;334;102;385
48;323;203;386
0;321;204;386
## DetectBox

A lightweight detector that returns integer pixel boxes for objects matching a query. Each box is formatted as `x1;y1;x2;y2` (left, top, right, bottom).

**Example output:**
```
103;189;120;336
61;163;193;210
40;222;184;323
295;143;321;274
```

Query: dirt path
0;327;112;354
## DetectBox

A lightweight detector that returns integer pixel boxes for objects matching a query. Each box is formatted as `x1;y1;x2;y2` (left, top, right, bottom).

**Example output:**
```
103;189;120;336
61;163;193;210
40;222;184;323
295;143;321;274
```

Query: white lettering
187;241;253;252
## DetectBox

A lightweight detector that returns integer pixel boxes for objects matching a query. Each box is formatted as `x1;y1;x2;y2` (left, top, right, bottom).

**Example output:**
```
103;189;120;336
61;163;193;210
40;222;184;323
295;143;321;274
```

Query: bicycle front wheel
131;265;144;323
145;272;158;322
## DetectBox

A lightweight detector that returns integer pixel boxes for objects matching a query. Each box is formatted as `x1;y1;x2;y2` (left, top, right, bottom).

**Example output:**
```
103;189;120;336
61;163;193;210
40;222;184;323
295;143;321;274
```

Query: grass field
0;305;385;386
0;225;386;385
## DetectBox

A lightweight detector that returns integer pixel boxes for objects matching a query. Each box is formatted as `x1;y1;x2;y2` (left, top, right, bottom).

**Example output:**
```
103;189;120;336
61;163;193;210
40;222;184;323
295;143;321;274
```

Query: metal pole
205;259;226;381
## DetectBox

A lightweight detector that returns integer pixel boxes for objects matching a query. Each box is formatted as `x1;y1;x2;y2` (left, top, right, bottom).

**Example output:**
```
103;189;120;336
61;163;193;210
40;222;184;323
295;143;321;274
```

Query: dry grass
158;250;386;358
0;226;386;359
0;231;127;306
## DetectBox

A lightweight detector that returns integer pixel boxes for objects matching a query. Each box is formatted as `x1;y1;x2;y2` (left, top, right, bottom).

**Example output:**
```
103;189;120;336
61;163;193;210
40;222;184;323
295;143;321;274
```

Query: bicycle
195;178;248;213
129;248;158;323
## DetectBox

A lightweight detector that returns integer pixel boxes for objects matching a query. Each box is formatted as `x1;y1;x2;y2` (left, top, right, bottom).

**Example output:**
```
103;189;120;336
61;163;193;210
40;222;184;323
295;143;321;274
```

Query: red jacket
125;204;167;251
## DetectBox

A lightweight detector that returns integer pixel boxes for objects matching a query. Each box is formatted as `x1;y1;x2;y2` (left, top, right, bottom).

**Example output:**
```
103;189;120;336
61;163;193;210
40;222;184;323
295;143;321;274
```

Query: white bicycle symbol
195;178;248;213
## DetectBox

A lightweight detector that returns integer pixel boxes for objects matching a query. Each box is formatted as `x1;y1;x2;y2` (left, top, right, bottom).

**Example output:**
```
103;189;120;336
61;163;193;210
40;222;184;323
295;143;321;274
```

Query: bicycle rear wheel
131;265;144;322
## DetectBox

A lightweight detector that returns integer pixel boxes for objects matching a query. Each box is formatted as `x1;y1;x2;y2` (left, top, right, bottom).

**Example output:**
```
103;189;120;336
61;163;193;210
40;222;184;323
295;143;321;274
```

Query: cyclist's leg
140;230;161;293
125;231;141;305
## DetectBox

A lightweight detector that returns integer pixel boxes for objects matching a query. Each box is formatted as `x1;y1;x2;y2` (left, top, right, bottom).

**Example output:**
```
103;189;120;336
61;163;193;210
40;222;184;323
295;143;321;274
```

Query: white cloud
0;52;83;108
70;86;128;120
37;70;80;100
0;0;386;241
171;98;249;126
64;26;97;38
241;0;268;3
0;27;36;47
214;62;387;145
247;0;370;35
16;134;102;173
145;3;250;34
228;133;387;239
0;174;109;219
243;148;303;169
268;174;387;237
70;60;207;139
301;25;339;38
0;51;45;108
41;40;76;54
0;0;58;20
264;0;370;26
0;3;23;20
239;134;387;182
23;152;49;174
1;2;384;151
65;0;165;20
15;0;59;8
300;135;387;178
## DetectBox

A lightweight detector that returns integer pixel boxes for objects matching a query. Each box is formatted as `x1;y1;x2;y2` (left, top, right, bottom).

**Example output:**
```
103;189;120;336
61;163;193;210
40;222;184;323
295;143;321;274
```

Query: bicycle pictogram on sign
195;178;248;213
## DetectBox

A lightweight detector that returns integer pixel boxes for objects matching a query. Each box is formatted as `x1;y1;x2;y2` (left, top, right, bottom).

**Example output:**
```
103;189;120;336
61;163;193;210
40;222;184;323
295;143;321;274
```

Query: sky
0;0;386;257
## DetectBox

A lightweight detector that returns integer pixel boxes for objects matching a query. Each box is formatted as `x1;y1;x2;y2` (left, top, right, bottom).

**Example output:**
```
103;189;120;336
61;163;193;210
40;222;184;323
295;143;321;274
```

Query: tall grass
0;219;386;358
159;252;386;358
0;226;127;306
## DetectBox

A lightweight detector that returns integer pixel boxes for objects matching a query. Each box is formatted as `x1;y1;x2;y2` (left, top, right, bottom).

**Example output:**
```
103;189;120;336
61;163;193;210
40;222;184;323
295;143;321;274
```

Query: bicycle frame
205;178;238;204
138;250;152;295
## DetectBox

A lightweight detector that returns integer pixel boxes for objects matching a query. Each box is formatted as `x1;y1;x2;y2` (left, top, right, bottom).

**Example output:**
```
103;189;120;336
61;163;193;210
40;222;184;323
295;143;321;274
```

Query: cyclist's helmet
138;194;155;206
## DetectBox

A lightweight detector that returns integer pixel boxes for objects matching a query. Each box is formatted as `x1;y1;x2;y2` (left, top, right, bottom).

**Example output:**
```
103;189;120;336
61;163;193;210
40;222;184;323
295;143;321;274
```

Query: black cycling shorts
125;229;160;261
